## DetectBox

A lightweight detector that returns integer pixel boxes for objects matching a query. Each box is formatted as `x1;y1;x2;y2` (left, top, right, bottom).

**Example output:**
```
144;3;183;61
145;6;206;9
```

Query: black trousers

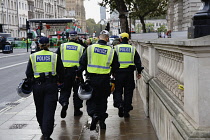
113;71;135;112
33;81;58;137
59;67;83;109
87;74;110;119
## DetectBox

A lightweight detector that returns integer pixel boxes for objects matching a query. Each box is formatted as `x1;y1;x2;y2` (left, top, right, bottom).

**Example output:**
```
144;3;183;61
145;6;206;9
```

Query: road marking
0;98;27;114
0;61;28;70
0;53;28;59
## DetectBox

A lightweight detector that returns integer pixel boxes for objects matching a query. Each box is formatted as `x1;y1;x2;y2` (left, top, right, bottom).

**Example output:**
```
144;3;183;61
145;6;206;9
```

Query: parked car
0;36;13;53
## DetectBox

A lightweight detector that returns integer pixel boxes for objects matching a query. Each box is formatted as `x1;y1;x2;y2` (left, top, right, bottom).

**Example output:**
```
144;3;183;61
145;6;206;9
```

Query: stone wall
167;0;202;31
131;34;210;140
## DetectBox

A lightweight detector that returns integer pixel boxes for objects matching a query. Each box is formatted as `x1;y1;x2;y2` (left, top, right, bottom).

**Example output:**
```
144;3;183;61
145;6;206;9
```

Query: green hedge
12;41;31;48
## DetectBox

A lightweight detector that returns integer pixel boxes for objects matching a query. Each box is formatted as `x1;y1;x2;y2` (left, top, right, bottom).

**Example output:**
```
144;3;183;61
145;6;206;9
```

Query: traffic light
66;32;69;38
39;22;43;30
27;33;33;39
26;20;30;29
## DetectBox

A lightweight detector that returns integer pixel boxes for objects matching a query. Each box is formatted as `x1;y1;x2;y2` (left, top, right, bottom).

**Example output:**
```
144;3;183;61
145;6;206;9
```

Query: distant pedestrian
86;38;92;46
25;37;64;140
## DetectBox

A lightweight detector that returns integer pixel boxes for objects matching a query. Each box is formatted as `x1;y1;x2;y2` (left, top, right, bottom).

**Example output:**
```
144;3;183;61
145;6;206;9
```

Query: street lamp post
1;2;4;32
189;0;210;38
7;3;9;33
16;0;20;37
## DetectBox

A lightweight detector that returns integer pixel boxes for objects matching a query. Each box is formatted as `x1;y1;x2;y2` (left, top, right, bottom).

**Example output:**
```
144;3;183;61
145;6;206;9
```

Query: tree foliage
99;0;130;33
130;0;168;33
99;0;168;34
86;18;105;37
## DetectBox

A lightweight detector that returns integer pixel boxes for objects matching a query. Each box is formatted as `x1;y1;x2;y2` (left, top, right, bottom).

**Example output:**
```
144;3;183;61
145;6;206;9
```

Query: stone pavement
0;89;158;140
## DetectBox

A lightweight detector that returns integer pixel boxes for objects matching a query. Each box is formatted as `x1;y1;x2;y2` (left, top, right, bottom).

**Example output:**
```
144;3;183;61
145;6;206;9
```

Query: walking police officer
56;31;84;118
113;32;144;118
26;37;64;140
77;30;119;130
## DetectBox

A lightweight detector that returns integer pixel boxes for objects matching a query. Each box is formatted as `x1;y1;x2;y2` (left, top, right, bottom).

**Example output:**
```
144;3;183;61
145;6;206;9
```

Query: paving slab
0;89;158;140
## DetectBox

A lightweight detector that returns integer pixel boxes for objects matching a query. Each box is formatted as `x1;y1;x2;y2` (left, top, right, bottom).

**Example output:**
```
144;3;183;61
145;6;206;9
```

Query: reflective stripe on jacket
60;42;84;67
30;50;57;78
115;44;135;68
87;44;114;74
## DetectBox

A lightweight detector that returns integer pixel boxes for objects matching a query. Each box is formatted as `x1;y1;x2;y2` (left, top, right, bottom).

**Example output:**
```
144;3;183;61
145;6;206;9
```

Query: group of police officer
25;30;143;140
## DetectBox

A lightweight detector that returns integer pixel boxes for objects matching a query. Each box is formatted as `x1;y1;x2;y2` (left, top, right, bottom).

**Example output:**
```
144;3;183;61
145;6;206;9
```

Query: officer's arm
77;50;88;77
25;58;34;79
110;52;120;75
134;50;144;74
56;56;65;83
55;46;61;56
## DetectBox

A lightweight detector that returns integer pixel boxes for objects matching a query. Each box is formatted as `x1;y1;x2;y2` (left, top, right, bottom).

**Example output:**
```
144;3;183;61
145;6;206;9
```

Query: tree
130;0;168;33
157;25;167;33
146;23;155;33
86;18;105;37
99;0;131;33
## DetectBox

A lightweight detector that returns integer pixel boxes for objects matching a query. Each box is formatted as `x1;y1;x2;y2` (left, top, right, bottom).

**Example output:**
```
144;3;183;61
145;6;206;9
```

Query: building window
11;1;13;9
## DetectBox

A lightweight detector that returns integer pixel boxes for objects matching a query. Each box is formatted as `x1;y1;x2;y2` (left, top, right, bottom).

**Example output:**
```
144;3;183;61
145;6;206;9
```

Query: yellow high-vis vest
30;50;57;78
60;42;84;67
115;44;135;68
87;44;114;74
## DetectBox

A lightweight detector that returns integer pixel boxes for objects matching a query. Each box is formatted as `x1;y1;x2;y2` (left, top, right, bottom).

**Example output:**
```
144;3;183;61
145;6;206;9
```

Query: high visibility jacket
60;42;84;67
115;44;135;68
87;44;114;74
30;50;57;78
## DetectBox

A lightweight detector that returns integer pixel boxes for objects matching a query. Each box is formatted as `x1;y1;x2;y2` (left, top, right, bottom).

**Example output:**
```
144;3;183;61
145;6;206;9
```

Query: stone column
148;44;159;77
182;36;210;128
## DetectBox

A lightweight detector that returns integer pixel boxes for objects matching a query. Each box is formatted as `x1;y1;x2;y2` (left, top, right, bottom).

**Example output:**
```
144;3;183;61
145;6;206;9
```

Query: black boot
60;102;68;118
90;115;99;130
99;113;108;129
44;136;53;140
118;105;124;117
99;121;106;129
74;108;83;116
124;111;130;118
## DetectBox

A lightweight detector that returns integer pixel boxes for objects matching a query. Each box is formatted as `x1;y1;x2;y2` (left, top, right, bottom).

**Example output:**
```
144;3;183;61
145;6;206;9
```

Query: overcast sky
84;0;109;23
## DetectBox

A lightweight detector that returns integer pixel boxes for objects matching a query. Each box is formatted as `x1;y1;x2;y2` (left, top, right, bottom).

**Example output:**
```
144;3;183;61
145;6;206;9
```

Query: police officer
56;31;84;118
25;37;64;140
113;32;144;118
77;30;119;130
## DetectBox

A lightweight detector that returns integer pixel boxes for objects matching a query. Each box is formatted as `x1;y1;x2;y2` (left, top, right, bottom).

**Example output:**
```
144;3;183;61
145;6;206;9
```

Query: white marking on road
0;98;27;114
0;61;28;70
0;53;28;59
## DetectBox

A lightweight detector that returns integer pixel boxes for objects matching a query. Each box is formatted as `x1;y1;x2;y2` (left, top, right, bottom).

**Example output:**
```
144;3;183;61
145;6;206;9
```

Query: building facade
167;0;202;31
135;19;167;33
65;0;86;33
0;0;66;37
109;11;120;36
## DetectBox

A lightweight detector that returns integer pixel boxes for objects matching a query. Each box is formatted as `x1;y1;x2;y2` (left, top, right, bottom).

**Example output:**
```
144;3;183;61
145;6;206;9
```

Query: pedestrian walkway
0;89;158;140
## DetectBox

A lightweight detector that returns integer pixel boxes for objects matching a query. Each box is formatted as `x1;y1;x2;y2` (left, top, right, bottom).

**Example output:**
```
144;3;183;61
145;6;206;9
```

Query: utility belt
34;72;57;84
88;73;110;77
65;66;78;74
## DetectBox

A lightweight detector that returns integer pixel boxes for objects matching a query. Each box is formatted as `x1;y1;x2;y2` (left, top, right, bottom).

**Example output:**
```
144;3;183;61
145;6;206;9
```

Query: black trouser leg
86;75;110;118
73;82;83;109
123;72;135;112
33;84;45;127
42;83;58;137
59;74;74;106
114;73;125;108
33;82;58;137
